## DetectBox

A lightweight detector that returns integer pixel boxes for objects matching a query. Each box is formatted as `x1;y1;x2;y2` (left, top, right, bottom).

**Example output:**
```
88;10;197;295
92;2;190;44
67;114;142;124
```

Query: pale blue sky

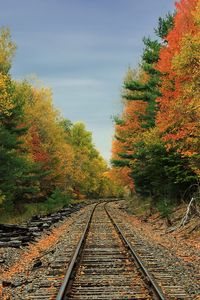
0;0;175;161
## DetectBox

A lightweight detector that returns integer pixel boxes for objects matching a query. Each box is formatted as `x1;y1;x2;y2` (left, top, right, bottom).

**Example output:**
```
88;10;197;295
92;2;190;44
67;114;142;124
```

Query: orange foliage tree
111;3;199;204
156;0;200;174
111;69;148;193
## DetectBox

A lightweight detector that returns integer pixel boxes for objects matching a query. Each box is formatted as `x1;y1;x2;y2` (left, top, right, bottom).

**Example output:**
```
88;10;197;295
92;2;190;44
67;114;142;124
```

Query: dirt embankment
117;200;200;265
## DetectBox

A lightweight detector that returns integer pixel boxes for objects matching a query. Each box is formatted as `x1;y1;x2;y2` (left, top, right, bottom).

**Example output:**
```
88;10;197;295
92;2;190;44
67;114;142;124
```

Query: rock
29;226;39;232
0;237;11;242
0;241;21;247
42;223;50;228
8;240;22;247
0;224;28;234
32;259;42;269
10;236;23;241
30;215;40;221
12;278;29;287
2;280;12;287
29;222;43;228
32;232;41;237
0;202;85;248
40;217;52;222
21;236;33;243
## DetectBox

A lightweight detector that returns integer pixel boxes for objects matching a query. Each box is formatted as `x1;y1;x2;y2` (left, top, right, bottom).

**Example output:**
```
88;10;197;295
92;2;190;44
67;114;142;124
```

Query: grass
0;201;69;224
124;194;151;217
124;193;176;221
0;189;86;224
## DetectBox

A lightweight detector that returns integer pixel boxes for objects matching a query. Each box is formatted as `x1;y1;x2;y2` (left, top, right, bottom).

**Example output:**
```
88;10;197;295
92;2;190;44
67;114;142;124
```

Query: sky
0;0;175;161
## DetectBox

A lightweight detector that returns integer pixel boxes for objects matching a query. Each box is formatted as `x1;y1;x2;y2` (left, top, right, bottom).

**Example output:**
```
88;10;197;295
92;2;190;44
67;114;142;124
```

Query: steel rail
104;203;166;300
56;203;98;300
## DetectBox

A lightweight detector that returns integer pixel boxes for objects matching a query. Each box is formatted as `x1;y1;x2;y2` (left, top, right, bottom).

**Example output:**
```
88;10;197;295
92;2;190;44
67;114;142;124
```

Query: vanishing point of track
56;202;166;300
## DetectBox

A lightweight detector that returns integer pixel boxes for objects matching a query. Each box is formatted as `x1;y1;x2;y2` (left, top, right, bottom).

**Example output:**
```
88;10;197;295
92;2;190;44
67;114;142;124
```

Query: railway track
56;202;166;300
106;204;194;299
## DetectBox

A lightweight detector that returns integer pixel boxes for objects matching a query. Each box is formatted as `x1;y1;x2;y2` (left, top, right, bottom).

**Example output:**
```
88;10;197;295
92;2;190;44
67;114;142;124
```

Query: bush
156;199;173;218
44;188;71;211
0;188;72;223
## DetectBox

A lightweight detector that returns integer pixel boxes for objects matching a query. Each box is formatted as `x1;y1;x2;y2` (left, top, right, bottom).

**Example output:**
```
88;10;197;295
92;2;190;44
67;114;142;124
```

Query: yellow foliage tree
0;28;16;117
21;83;74;195
171;1;200;174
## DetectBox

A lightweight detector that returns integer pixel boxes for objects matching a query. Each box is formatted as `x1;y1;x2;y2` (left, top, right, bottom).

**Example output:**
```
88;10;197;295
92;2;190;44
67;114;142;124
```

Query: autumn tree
156;0;200;176
111;8;198;207
111;15;173;198
64;122;109;198
21;83;75;197
0;29;39;209
0;26;119;216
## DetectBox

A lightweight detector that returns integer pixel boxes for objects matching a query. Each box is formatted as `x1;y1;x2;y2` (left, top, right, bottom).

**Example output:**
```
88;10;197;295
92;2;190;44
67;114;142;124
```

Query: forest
111;0;200;215
0;2;199;300
0;0;199;222
0;28;123;222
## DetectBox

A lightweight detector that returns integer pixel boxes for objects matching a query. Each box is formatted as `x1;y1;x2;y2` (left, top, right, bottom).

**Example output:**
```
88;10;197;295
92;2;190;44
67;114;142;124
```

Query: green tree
111;13;198;207
0;28;39;209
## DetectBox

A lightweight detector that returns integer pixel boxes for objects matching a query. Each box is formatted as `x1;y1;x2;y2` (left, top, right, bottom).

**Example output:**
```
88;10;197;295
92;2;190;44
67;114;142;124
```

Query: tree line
0;29;122;216
111;0;200;210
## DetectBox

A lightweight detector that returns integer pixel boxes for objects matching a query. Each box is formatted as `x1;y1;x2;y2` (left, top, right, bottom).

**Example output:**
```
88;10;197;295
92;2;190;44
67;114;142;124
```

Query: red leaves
111;99;148;190
157;0;198;74
156;0;200;164
28;125;50;164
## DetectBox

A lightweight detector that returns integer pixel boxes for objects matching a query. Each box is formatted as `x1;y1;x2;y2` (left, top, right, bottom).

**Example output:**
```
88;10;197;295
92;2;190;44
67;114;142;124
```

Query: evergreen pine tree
0;29;39;209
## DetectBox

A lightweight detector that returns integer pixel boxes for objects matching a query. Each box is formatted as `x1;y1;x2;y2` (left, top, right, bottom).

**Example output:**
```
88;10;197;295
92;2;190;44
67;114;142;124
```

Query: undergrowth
156;199;174;219
125;193;176;219
0;188;79;224
125;194;151;216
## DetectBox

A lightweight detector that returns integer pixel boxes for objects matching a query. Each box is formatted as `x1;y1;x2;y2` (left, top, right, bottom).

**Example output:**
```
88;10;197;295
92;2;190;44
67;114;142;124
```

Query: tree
0;29;39;208
130;128;196;202
111;15;173;196
156;0;200;175
66;122;109;198
111;8;198;207
0;26;118;215
22;84;74;196
0;28;16;75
